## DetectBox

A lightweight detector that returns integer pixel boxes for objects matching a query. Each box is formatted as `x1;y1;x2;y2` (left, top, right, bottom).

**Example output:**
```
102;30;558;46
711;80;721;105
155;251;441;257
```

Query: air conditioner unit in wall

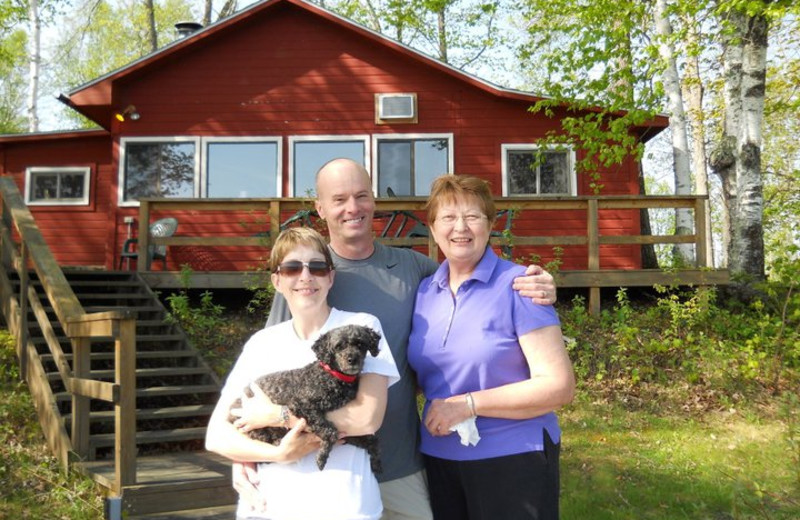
376;93;417;121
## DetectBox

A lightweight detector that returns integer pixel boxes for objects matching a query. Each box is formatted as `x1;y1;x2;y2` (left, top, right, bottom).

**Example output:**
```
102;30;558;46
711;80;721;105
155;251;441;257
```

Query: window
121;138;198;204
119;137;283;205
374;134;452;196
204;139;280;198
501;145;575;197
25;167;91;205
289;136;368;197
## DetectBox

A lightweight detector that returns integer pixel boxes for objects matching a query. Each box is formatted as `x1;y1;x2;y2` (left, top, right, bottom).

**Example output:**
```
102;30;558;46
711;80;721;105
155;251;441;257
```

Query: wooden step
89;426;208;449
47;366;211;382
41;350;197;363
64;404;216;424
55;384;220;402
77;452;236;516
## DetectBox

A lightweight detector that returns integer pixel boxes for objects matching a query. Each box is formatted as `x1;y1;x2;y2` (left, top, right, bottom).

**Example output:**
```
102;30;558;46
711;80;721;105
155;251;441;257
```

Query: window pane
29;171;86;202
507;151;538;195
414;139;448;196
60;174;85;199
207;142;278;198
32;173;59;200
125;142;195;201
378;141;412;196
540;152;569;194
294;141;365;197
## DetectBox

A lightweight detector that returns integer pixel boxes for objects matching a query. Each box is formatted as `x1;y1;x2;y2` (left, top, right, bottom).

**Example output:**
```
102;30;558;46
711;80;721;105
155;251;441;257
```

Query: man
234;159;557;520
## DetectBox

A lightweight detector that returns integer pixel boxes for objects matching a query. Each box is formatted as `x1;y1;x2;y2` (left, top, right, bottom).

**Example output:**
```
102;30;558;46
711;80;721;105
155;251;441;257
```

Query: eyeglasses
276;261;332;277
436;213;488;226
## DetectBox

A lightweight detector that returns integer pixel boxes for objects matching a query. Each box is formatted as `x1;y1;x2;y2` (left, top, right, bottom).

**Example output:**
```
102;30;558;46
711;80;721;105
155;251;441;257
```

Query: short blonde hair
269;227;334;272
425;175;496;226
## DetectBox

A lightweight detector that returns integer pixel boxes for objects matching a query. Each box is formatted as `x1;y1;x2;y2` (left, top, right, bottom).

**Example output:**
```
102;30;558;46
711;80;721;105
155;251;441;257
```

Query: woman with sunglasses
206;227;400;520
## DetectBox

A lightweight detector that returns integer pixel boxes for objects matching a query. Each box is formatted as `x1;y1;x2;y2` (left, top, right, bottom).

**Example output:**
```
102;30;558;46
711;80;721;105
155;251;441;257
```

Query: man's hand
275;418;322;463
513;265;557;305
232;461;266;514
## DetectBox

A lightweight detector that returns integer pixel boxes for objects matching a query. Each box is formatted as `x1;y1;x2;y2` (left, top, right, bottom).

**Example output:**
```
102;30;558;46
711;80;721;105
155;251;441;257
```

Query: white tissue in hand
449;416;480;446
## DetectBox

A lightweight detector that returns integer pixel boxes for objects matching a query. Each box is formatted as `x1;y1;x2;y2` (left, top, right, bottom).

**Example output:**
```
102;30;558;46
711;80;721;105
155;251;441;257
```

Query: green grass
560;391;800;519
0;328;104;519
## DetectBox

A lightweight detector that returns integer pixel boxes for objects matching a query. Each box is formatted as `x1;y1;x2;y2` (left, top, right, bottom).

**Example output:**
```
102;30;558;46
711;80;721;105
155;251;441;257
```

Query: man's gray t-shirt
266;241;438;482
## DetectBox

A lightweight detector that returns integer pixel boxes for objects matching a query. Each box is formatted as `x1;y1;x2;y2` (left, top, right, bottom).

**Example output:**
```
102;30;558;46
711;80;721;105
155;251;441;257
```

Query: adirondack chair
118;217;179;269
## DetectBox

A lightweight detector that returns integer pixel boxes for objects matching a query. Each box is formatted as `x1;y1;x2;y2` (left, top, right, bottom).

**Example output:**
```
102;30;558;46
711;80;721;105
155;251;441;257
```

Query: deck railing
135;195;727;314
0;177;137;495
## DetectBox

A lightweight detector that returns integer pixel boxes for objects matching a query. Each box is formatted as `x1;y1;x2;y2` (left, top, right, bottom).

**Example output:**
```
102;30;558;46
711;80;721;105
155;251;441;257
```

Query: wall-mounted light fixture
115;105;140;122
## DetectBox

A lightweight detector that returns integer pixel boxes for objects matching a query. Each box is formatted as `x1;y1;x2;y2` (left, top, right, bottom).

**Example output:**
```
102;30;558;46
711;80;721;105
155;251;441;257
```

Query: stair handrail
0;176;137;492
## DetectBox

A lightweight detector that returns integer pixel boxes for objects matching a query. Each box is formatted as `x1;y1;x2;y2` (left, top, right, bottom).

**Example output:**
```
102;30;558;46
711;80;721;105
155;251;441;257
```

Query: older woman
407;175;575;520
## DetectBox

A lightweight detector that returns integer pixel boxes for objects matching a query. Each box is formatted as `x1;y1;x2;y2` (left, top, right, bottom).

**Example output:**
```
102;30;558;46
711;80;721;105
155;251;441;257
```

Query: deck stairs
4;269;237;517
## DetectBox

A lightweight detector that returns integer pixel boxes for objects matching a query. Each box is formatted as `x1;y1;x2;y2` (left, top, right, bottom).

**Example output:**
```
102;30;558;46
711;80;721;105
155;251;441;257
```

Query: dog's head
312;324;382;377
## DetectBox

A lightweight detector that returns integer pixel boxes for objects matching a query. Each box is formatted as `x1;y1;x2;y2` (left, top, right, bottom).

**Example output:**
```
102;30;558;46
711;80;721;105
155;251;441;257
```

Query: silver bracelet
465;393;477;417
280;405;290;428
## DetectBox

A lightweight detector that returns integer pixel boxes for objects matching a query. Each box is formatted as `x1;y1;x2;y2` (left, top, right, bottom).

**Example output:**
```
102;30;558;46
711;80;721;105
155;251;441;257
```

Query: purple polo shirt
407;247;562;461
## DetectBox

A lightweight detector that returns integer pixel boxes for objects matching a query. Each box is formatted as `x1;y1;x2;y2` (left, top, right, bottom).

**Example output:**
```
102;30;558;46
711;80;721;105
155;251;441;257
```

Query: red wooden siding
0;134;113;267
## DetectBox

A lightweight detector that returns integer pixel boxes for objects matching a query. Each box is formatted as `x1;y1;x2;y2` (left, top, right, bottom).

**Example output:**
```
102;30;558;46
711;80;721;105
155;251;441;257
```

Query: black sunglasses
276;260;332;277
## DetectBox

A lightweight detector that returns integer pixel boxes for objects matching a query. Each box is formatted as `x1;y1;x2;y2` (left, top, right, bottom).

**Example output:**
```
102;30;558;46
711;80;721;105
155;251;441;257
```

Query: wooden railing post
269;201;281;244
18;243;29;381
137;200;150;272
71;337;91;459
587;199;600;316
694;198;708;268
115;317;137;489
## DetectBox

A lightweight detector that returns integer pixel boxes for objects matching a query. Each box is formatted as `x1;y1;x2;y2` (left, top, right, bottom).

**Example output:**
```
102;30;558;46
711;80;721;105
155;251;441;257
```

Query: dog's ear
311;329;334;363
363;327;381;357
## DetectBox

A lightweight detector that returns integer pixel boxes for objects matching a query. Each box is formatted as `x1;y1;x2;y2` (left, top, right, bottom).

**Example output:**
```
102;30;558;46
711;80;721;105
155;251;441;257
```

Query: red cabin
0;0;668;275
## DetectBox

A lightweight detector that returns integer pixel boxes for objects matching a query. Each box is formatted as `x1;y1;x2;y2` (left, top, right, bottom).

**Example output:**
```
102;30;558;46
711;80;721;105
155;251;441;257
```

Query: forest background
0;0;798;518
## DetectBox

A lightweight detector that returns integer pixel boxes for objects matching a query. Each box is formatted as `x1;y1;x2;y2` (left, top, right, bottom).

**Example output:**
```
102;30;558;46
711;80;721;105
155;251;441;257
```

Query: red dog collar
319;361;358;384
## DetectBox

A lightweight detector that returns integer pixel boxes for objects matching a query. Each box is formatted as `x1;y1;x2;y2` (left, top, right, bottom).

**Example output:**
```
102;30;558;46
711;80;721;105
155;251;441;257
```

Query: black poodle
230;324;383;473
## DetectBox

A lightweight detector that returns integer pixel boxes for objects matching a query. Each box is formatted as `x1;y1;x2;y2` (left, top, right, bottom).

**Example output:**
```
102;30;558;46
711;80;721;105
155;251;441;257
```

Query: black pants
424;432;560;520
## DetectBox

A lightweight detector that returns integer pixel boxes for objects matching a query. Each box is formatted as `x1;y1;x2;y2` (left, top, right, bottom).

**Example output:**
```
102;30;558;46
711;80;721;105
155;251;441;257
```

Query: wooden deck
78;452;236;517
133;196;729;314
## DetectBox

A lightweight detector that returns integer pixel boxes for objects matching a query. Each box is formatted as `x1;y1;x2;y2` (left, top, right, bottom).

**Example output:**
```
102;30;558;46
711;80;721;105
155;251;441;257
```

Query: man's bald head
315;158;371;197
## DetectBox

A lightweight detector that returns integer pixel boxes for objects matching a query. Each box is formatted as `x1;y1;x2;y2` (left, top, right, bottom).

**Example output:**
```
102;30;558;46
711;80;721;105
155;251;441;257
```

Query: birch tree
27;0;40;131
653;0;694;265
709;1;771;281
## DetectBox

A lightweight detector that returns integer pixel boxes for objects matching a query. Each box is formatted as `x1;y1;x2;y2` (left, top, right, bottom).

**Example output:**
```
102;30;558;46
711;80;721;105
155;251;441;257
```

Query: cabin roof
56;0;667;137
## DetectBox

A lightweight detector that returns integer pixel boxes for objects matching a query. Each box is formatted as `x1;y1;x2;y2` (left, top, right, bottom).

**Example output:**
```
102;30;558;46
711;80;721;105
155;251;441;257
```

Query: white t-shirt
221;308;400;520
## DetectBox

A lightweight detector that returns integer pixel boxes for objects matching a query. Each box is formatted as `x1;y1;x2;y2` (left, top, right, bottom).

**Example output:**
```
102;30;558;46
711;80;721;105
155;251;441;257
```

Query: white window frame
288;135;370;197
25;166;91;206
118;136;201;207
500;144;577;197
201;136;282;198
372;133;454;196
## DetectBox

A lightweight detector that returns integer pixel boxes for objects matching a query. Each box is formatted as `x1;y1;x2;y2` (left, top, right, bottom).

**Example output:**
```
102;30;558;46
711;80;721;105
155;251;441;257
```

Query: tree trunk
710;5;766;281
27;0;41;132
733;13;767;279
654;0;694;266
681;14;714;267
639;162;659;269
437;9;448;63
146;0;158;52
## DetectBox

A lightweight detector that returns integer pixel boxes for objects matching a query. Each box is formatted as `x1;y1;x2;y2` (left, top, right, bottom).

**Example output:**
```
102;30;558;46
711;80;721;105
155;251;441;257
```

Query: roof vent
376;93;417;123
175;21;203;38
